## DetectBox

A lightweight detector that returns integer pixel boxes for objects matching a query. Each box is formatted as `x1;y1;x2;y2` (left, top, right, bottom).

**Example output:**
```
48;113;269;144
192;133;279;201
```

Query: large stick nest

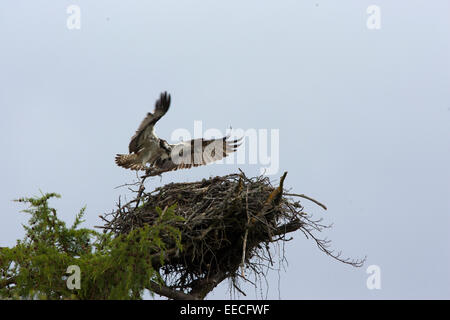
101;171;364;299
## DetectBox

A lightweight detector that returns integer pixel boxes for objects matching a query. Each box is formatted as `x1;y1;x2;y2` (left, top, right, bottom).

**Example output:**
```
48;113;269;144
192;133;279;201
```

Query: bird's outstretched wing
168;136;242;170
128;91;171;154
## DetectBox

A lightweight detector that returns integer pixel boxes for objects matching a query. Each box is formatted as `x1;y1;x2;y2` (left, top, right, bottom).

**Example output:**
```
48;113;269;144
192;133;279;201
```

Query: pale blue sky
0;0;449;299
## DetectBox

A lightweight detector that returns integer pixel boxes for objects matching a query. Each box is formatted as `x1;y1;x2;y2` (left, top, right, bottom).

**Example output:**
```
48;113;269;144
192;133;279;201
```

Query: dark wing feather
128;92;171;153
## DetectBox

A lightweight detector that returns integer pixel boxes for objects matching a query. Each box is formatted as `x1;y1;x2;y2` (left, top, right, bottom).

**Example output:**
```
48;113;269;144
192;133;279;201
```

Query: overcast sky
1;0;449;299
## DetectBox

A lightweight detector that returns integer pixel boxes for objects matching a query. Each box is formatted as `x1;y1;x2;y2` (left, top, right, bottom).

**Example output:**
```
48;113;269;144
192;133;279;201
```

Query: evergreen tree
0;193;183;300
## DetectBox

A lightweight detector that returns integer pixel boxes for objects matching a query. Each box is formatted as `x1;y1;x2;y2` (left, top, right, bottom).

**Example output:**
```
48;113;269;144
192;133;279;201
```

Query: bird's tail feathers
115;154;146;171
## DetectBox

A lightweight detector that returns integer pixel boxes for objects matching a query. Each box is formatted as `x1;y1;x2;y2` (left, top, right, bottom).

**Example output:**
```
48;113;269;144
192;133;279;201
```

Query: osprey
115;92;241;173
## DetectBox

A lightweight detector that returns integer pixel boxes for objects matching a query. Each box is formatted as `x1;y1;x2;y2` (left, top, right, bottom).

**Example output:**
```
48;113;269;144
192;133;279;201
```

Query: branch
272;220;304;237
140;167;175;179
253;172;288;222
189;271;229;300
147;281;197;300
284;193;328;210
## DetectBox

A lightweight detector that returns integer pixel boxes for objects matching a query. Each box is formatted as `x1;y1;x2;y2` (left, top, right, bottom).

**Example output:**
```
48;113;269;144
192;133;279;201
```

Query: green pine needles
0;193;183;300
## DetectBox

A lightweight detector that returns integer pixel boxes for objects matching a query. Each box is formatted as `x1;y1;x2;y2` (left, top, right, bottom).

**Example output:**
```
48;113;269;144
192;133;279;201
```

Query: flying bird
115;92;241;173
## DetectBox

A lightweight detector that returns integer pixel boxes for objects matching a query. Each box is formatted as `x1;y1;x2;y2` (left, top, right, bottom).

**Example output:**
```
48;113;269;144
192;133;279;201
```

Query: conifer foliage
0;193;183;299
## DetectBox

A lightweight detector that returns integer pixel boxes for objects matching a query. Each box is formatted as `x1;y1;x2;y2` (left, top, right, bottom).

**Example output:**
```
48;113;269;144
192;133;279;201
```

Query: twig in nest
284;193;328;210
240;186;250;279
